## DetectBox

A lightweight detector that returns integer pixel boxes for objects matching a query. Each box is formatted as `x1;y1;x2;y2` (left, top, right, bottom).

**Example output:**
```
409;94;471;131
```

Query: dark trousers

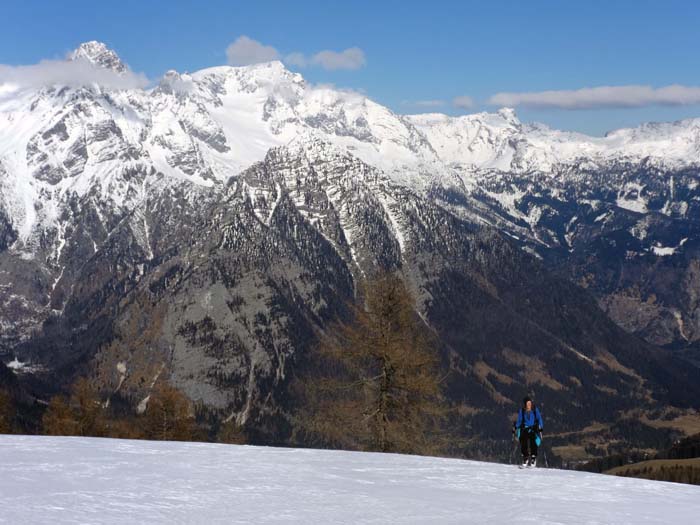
519;428;538;458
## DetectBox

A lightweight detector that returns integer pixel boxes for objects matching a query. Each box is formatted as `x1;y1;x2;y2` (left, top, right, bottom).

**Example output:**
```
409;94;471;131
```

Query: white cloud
309;48;366;71
226;36;280;66
309;83;366;102
0;58;149;92
225;36;366;71
488;85;700;110
284;52;308;68
452;95;475;109
284;48;366;71
402;99;445;108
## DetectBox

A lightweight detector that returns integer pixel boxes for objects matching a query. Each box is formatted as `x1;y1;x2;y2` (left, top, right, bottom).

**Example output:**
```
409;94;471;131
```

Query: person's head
522;396;533;411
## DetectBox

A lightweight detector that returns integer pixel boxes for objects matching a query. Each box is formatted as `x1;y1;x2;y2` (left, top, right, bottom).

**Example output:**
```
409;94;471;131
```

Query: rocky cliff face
1;42;699;455
430;161;700;349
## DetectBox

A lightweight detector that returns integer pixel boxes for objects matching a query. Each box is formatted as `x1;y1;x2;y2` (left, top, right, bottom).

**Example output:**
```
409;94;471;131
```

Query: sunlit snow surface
1;436;699;524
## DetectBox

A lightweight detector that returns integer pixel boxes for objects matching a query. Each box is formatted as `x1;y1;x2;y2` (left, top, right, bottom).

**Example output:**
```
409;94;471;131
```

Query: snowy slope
1;435;698;524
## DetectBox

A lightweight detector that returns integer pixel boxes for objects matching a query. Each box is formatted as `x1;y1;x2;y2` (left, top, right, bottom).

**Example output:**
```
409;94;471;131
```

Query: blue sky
2;0;699;135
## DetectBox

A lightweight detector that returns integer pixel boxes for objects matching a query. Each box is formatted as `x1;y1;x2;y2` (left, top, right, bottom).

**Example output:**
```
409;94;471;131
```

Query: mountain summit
69;41;128;73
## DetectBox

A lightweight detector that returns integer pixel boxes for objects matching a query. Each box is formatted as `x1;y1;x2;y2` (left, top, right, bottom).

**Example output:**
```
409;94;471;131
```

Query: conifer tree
299;273;447;454
43;395;79;436
43;378;105;436
143;383;196;441
0;389;14;434
70;378;105;436
217;419;247;445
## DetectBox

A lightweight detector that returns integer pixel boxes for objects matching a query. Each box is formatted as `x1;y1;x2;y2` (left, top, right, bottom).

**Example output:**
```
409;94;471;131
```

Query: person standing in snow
515;396;544;467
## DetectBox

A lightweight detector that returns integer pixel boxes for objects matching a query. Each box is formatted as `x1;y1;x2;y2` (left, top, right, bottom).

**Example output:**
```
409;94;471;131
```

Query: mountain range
1;42;699;461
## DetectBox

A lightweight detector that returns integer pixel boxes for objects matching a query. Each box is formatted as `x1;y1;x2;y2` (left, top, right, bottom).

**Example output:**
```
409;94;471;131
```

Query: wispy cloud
452;95;475;109
226;36;280;66
402;99;446;108
488;85;700;110
303;48;366;71
284;52;307;68
0;58;149;92
226;36;366;71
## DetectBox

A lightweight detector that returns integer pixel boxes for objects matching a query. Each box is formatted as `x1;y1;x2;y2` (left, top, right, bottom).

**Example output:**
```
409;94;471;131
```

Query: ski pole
509;440;518;464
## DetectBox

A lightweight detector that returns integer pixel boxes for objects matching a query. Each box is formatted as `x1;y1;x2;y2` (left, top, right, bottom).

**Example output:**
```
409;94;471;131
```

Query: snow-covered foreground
1;436;698;524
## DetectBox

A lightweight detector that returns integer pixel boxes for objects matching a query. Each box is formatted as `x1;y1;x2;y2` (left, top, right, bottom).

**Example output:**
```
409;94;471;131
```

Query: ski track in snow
0;436;698;524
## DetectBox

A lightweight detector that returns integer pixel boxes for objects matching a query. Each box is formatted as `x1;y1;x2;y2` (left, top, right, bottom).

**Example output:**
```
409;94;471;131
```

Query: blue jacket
516;407;543;432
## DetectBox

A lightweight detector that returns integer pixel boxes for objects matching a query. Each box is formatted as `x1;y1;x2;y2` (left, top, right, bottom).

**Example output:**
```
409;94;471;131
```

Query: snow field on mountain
1;435;699;524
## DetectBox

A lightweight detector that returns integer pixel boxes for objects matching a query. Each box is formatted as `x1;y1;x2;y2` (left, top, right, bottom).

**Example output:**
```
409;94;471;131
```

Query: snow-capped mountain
1;42;700;460
408;109;700;174
0;41;457;256
2;40;699;255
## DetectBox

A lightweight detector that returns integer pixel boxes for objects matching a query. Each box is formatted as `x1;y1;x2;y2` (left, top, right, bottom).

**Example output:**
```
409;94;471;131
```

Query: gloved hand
515;428;520;439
